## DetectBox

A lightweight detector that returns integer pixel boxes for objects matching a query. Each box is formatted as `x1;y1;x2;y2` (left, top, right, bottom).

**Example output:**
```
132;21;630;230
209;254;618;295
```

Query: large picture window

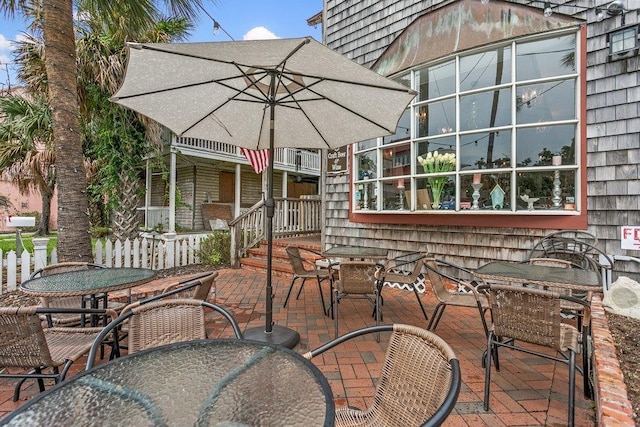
353;31;581;214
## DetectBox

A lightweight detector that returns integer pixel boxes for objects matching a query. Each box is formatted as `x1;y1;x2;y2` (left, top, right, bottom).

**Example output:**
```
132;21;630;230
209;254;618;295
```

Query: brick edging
591;295;636;426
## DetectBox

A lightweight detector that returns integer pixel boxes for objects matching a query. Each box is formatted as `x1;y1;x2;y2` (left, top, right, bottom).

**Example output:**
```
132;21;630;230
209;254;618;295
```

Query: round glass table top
20;267;157;297
2;339;335;426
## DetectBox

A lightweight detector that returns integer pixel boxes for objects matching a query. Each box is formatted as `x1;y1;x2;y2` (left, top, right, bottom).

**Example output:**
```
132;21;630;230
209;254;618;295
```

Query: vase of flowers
417;150;456;209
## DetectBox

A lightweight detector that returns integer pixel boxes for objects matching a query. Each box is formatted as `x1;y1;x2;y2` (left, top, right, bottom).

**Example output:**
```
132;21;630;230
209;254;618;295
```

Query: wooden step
239;237;323;275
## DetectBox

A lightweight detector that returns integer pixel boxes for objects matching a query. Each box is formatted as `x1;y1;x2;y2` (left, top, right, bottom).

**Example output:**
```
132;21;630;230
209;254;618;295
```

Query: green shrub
198;231;231;266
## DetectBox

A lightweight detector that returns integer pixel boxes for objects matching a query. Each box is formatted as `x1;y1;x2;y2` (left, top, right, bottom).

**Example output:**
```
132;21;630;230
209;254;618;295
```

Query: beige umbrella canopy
112;37;416;346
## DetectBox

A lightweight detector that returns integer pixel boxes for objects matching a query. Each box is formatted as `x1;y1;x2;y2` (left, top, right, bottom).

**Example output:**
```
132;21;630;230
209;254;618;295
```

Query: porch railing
229;197;322;267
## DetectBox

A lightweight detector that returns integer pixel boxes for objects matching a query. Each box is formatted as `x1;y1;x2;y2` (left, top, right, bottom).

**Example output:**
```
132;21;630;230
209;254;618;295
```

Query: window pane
384;109;411;144
416;99;456;138
354;180;377;210
382;143;411;177
516;79;576;124
394;73;411;88
460;172;507;210
417;60;455;101
460;130;512;170
516;124;576;167
357;138;377;151
460;46;512;91
382;179;411;210
415;176;456;210
516;34;576;81
460;88;511;131
516;170;577;211
415;137;456;174
356;151;377;179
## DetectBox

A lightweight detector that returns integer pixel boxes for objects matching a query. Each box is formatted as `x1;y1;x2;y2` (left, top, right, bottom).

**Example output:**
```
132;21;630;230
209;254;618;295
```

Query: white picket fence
1;232;209;293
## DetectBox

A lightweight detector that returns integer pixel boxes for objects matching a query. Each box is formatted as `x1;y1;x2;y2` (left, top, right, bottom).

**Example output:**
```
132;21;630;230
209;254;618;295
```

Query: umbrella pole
244;72;300;349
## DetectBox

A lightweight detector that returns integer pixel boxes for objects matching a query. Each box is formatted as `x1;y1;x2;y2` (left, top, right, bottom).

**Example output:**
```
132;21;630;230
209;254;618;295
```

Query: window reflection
356;151;377;179
459;88;511;131
382;144;411;177
416;99;456;138
516;34;576;81
460;131;512;170
516;79;576;123
516;170;576;211
460;46;512;91
417;60;455;101
516;124;576;167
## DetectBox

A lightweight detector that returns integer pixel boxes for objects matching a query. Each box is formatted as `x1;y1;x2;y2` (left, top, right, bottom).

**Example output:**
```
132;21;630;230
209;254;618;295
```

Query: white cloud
243;26;278;41
0;33;12;51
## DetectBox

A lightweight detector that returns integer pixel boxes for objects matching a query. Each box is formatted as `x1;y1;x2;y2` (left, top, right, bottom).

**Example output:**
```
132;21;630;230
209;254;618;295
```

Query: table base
244;325;300;349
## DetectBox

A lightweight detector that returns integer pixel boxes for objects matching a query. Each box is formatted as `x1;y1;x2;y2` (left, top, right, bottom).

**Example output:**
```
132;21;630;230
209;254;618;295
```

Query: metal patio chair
332;261;383;340
284;246;332;315
378;251;429;320
478;283;590;427
87;298;243;367
423;258;489;335
0;306;117;401
303;324;461;427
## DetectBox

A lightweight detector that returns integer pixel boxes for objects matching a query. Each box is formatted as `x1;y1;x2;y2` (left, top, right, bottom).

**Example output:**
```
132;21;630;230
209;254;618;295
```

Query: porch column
169;142;177;232
235;163;241;217
145;158;151;230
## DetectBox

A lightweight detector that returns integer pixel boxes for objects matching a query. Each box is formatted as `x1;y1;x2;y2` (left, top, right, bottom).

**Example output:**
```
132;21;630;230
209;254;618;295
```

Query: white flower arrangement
417;151;456;209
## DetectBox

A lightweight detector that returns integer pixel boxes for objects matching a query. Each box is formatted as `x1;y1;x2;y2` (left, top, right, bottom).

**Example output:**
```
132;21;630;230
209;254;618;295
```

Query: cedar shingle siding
322;0;640;281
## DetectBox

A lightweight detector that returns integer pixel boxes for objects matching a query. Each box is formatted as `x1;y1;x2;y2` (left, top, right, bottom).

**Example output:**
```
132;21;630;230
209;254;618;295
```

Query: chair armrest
383;251;426;271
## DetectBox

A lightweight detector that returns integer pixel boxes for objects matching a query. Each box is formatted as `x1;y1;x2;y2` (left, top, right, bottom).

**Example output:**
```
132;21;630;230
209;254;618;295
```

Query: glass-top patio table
322;246;389;260
474;261;601;295
0;339;335;426
20;267;157;298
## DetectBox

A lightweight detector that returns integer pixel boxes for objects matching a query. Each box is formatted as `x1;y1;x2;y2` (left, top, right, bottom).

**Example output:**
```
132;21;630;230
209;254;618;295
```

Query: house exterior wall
322;0;640;281
0;180;58;232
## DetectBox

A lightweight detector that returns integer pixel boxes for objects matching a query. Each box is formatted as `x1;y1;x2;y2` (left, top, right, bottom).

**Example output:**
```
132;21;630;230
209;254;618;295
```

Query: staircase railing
229;197;321;267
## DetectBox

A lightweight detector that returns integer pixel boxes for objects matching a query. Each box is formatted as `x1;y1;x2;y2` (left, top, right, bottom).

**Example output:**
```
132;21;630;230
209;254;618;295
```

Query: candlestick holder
363;183;369;210
471;183;482;210
552;170;562;208
397;186;405;210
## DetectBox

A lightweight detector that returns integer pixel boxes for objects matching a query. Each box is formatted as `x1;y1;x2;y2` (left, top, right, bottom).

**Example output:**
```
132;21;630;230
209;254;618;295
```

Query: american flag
240;148;270;174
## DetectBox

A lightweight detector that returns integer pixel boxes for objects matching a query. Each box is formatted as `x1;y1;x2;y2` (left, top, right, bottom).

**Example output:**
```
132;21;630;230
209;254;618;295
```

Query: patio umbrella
112;37;416;347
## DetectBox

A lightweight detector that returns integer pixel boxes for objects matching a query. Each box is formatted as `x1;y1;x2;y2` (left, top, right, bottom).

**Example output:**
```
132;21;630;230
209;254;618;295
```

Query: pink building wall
0;180;58;232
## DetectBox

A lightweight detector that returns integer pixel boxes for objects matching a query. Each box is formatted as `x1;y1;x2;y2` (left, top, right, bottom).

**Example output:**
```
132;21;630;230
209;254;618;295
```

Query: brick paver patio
0;264;596;426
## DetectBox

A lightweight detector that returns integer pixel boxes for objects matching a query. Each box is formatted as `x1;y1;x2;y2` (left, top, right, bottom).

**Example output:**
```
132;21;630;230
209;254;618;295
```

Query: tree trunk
37;185;52;236
112;171;140;241
43;0;93;261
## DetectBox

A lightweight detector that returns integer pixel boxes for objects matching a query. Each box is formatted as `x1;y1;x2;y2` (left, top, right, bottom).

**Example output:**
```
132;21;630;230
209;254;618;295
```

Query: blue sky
0;1;322;90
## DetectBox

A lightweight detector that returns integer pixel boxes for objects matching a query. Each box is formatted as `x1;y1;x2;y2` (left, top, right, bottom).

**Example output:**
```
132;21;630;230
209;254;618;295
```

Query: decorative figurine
490;184;505;209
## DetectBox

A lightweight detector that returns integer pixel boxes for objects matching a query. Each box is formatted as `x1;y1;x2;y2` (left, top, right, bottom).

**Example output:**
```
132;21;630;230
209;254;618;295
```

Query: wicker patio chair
379;251;428;320
478;283;590;427
332;261;383;340
423;258;489;335
284;246;332;315
160;271;218;302
0;306;117;401
86;298;243;367
303;324;461;427
30;262;124;326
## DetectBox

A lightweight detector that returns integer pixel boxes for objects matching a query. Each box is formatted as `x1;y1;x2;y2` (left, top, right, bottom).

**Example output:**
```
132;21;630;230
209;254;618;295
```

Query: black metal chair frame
304;324;461;427
477;283;590;427
284;246;333;316
378;251;429;320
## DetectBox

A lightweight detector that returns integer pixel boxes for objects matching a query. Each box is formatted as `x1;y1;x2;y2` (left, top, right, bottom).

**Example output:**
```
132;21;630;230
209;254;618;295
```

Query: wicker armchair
379;251;428;320
478;284;590;427
30;262;124;326
161;271;217;302
332;261;383;340
423;258;489;335
303;324;461;427
87;298;243;367
284;246;332;315
0;306;117;401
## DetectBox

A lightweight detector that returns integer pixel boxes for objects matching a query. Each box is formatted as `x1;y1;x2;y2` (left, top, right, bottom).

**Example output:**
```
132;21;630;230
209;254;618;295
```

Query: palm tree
1;0;210;261
0;93;55;235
